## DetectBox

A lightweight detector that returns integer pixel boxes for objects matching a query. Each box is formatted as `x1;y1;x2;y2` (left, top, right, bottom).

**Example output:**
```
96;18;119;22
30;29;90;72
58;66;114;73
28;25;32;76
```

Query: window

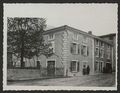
81;45;88;56
107;45;111;59
100;49;104;58
70;61;79;72
99;61;103;72
107;51;110;59
95;47;99;57
36;60;41;68
73;32;78;40
83;36;87;43
49;41;55;53
95;61;98;71
70;43;78;54
48;34;55;40
96;40;99;46
100;42;104;48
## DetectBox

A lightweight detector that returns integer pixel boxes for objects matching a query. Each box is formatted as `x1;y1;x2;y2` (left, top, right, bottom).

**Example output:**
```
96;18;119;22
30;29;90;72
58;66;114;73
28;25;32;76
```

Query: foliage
7;17;53;67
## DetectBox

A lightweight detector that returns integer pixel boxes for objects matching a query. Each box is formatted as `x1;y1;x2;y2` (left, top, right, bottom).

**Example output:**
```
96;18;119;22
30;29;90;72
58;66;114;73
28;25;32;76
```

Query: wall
65;29;94;76
7;68;64;80
38;30;65;76
7;69;42;80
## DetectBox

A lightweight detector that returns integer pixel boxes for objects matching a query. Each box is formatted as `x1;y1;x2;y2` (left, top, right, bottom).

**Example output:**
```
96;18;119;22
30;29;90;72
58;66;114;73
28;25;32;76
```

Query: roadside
7;73;115;86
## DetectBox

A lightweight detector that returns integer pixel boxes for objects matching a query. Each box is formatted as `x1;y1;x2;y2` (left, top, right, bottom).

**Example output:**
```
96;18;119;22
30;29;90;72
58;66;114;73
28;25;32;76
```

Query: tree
7;17;53;68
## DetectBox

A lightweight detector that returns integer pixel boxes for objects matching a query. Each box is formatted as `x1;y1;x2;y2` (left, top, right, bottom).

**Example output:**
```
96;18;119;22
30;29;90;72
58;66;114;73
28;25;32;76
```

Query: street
7;73;115;87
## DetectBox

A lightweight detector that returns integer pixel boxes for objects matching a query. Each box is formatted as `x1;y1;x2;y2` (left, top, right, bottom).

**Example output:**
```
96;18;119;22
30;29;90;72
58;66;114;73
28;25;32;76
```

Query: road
7;73;115;86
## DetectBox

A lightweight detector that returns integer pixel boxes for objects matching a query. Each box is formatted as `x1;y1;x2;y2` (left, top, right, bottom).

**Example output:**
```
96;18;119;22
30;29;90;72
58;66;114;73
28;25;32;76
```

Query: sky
4;4;118;36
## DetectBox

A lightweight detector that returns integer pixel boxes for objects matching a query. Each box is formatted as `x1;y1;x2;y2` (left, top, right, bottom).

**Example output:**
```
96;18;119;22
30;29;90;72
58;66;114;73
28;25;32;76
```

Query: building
99;33;116;72
39;25;113;76
8;25;114;77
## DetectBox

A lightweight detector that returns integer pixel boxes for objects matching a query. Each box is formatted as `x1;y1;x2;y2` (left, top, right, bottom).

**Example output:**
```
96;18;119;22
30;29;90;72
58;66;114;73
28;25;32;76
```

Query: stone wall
7;69;41;80
7;68;64;80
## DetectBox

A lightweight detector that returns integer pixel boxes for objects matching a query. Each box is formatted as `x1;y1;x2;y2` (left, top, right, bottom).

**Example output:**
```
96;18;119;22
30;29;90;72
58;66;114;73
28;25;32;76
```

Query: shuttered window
70;61;79;72
70;43;79;54
77;62;80;72
48;34;55;41
81;45;88;56
73;32;78;40
95;47;99;57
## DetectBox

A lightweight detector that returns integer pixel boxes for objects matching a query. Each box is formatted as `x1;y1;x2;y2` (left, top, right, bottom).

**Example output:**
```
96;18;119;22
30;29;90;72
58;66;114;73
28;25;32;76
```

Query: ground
7;73;115;87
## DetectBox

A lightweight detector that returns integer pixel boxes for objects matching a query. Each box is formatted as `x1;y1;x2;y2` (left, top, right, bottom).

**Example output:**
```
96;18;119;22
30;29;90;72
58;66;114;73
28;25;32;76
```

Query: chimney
88;31;92;34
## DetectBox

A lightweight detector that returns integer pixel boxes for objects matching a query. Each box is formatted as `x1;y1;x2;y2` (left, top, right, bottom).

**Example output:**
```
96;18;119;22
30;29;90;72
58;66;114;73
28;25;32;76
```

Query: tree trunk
29;58;31;67
20;31;25;68
33;57;36;67
20;42;24;68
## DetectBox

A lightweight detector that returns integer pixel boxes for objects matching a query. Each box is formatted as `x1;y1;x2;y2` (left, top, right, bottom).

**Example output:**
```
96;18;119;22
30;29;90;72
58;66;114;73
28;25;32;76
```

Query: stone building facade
39;25;113;76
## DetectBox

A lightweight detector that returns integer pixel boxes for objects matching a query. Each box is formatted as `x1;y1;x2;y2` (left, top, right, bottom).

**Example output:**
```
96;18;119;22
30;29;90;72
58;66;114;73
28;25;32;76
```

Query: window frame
107;50;110;59
73;32;78;40
100;48;104;58
107;45;111;59
95;60;99;72
70;60;79;72
95;47;99;57
48;33;55;41
100;42;104;48
49;41;55;53
96;40;99;46
71;42;79;54
83;36;88;43
81;44;88;56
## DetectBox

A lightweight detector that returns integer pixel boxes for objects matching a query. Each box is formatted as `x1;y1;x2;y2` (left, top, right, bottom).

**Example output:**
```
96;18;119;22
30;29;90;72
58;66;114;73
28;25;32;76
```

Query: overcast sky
4;4;118;36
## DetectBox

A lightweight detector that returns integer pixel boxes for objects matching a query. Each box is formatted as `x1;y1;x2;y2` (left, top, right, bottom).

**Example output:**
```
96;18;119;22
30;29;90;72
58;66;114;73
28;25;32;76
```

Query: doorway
106;63;112;73
47;60;55;76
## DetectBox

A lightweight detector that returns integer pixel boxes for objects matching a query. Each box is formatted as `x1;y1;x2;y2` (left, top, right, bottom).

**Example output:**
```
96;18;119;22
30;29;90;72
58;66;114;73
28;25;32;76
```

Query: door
106;63;112;73
82;62;87;75
47;60;55;76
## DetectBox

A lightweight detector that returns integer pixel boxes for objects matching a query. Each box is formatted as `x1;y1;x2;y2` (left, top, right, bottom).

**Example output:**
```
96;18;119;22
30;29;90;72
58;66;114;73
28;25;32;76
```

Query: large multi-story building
99;33;116;72
39;25;113;76
7;25;114;77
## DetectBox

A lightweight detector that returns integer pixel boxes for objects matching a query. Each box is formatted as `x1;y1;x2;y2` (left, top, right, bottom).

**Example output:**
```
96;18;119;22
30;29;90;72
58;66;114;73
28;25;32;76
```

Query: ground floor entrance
47;60;55;76
106;63;112;73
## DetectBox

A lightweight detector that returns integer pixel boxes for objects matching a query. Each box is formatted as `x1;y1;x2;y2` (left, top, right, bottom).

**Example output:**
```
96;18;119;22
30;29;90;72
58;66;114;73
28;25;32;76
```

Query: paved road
8;73;115;86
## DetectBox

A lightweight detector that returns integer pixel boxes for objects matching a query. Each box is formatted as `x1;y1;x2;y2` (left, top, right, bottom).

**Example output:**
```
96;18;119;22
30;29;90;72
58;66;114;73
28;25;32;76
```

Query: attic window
48;33;55;40
73;32;78;40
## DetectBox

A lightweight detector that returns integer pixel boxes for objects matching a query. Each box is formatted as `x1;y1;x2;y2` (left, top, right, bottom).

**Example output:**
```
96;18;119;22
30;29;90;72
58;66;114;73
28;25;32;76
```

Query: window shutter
99;49;101;57
77;62;79;72
70;61;72;72
81;45;83;55
78;44;80;54
70;43;73;54
87;46;89;56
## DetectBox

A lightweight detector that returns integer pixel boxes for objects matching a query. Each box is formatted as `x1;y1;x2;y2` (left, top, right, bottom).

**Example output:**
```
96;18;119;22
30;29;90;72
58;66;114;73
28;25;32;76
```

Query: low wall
7;68;64;80
7;69;41;80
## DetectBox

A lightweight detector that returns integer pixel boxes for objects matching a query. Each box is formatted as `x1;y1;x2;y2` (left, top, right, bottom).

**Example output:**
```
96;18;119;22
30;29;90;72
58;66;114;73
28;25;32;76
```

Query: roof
43;25;113;46
99;33;116;38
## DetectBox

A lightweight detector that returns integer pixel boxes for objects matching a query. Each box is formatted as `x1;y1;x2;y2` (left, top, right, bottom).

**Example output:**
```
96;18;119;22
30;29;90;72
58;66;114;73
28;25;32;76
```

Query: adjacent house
99;33;116;72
